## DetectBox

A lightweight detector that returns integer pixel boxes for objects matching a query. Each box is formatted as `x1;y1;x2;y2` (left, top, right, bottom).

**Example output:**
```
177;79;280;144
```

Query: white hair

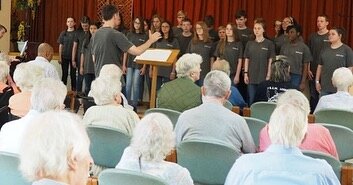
0;60;9;83
13;63;44;92
203;70;231;98
332;67;353;91
176;53;202;78
99;64;122;80
211;59;230;76
268;104;308;147
90;76;121;105
277;89;310;115
130;113;175;162
19;111;91;181
30;78;67;112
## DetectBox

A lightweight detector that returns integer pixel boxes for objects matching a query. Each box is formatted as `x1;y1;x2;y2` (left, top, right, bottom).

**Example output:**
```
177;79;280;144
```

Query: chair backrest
320;123;353;161
244;117;267;147
144;108;181;127
223;100;233;110
177;140;239;185
86;125;131;168
0;152;31;185
314;108;353;131
98;168;168;185
302;150;342;179
250;101;276;122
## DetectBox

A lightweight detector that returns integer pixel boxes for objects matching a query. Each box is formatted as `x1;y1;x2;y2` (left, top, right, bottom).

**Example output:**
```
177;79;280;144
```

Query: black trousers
61;58;76;91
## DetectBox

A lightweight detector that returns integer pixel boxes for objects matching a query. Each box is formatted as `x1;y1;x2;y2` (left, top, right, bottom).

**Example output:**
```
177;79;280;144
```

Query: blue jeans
290;73;302;90
248;84;258;106
83;73;95;96
229;86;247;108
126;68;143;106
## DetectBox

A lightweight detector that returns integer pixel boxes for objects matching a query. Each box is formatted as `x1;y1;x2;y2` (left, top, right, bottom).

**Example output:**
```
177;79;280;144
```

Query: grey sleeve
237;118;256;153
115;32;134;52
57;31;64;44
269;41;276;59
346;46;353;67
174;115;186;145
244;42;250;58
303;44;313;63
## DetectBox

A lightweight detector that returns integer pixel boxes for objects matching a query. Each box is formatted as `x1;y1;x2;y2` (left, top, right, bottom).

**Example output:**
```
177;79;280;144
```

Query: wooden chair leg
341;163;353;185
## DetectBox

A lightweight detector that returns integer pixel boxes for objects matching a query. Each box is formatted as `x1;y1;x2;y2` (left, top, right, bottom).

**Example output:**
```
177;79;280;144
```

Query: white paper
135;49;172;62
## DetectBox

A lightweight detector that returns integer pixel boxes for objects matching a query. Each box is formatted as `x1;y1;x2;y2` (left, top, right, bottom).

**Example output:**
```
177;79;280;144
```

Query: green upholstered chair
177;140;239;185
98;168;168;185
0;152;31;185
250;101;276;122
244;117;267;148
303;150;342;179
144;108;181;127
314;108;353;131
223;100;233;110
86;125;131;168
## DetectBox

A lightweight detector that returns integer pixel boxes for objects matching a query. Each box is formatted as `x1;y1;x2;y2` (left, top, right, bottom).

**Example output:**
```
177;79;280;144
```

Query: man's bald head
37;43;54;61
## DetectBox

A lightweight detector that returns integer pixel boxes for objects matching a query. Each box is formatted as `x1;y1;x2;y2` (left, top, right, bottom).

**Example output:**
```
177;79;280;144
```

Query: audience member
157;53;202;112
175;70;255;154
0;60;15;126
225;90;340;184
9;63;44;117
27;43;59;80
259;89;338;158
19;111;92;185
117;113;193;185
0;78;67;154
315;67;353;113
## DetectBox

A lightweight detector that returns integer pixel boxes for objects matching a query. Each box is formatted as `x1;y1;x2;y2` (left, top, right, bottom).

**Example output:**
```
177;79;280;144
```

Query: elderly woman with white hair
0;78;67;154
157;53;202;112
116;113;193;185
9;63;44;117
19;111;93;185
225;91;340;184
314;67;353;113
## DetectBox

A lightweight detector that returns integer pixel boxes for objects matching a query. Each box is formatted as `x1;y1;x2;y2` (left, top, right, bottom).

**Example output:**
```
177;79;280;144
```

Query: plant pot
17;41;26;52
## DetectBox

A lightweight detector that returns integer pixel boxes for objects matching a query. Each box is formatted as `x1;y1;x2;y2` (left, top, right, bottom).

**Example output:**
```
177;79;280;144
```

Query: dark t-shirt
319;44;353;92
57;30;77;60
172;26;183;38
81;37;95;74
254;80;295;103
92;27;134;76
154;38;180;77
177;34;193;56
187;40;215;78
208;28;219;42
308;32;330;72
214;41;243;76
126;32;148;69
236;27;253;49
244;39;275;84
280;41;312;75
74;29;89;61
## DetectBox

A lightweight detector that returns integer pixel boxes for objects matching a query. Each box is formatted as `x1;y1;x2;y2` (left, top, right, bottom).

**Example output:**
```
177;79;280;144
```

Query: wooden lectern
136;49;180;108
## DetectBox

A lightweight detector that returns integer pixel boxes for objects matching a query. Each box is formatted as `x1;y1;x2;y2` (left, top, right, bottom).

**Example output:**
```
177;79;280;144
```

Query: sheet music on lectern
134;49;172;62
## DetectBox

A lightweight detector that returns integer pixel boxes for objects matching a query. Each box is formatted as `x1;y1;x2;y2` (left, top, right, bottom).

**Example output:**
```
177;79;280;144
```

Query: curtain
31;0;353;51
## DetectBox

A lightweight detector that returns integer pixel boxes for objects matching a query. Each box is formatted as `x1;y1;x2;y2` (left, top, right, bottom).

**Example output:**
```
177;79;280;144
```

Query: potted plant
16;21;26;52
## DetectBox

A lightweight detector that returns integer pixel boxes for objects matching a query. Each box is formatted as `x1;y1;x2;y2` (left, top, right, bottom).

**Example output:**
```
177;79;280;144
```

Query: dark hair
159;21;174;43
203;15;214;27
318;14;329;22
144;19;150;31
0;24;7;32
116;11;127;33
84;21;101;48
286;24;301;35
101;4;118;21
235;10;247;19
80;16;90;24
331;27;346;42
131;17;145;34
182;17;192;25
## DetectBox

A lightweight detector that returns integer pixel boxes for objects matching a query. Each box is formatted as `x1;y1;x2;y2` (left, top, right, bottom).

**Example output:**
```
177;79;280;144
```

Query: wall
0;0;11;53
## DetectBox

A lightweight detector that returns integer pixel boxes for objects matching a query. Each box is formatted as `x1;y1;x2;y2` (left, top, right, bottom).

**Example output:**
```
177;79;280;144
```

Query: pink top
9;92;31;117
259;124;338;159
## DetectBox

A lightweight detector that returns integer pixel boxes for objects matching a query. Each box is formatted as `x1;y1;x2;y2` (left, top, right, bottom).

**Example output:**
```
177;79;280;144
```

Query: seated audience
0;60;15;126
157;53;202;112
19;111;92;185
9;63;44;117
259;89;338;158
175;70;255;154
254;55;295;103
117;113;193;185
0;78;67;154
315;67;353;113
212;59;247;108
27;43;60;80
225;93;340;184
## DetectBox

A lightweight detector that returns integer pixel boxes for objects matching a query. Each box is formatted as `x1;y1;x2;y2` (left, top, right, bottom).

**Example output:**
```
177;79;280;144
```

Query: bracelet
315;80;320;84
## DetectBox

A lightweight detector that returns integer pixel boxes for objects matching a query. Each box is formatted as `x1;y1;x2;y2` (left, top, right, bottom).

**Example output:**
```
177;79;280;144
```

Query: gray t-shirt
92;27;134;76
126;32;148;69
154;38;180;78
81;37;95;74
244;39;275;84
187;41;215;78
172;26;183;38
57;30;77;60
236;27;253;49
280;41;312;75
319;44;353;93
308;32;330;73
214;41;243;76
177;34;193;56
74;29;89;61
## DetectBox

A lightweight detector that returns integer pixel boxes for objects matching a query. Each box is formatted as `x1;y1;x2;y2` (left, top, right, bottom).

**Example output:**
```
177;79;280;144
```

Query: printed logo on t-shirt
139;39;146;42
323;39;330;42
261;47;269;50
336;54;345;58
295;51;303;55
166;44;174;47
232;47;239;50
204;45;212;48
242;34;248;37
